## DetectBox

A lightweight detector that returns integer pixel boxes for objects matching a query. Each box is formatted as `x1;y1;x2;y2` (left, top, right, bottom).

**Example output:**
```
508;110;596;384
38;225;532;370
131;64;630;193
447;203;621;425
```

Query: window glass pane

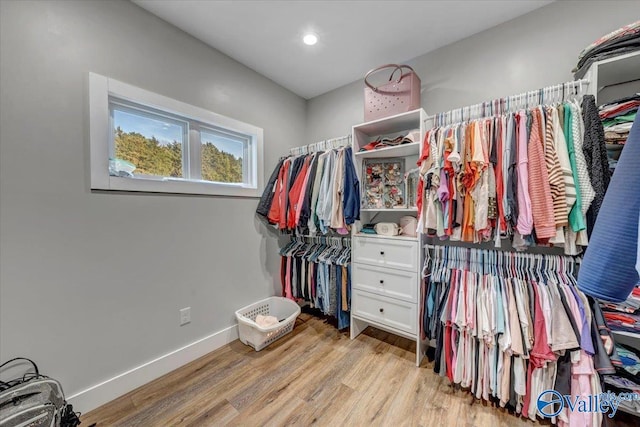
201;130;245;184
112;106;184;178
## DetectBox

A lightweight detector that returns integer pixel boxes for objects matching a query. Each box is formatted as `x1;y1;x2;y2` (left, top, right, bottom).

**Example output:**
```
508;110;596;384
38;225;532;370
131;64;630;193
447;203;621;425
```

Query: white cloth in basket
255;314;279;328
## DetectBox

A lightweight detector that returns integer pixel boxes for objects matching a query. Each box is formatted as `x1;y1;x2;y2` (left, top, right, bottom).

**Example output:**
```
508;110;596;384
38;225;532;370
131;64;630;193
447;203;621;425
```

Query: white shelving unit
585;51;640;349
583;50;640;104
350;108;428;367
584;51;640;419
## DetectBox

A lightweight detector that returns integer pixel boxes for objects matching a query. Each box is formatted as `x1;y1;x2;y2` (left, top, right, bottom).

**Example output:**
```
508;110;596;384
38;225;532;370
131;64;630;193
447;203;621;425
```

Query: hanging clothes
279;236;352;330
418;97;606;255
257;145;360;235
422;246;611;425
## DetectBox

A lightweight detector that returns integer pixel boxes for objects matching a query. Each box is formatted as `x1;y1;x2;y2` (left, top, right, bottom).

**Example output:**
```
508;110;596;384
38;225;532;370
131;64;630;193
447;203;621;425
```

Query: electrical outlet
180;307;191;326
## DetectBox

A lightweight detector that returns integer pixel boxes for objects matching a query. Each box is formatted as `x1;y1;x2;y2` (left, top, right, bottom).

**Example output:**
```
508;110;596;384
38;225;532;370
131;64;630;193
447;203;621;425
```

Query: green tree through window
114;127;243;183
201;142;243;183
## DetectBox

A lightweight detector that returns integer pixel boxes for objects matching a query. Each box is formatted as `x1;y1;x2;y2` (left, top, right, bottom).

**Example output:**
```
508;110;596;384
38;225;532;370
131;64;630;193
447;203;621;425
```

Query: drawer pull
379;279;384;284
379;308;384;313
380;251;385;255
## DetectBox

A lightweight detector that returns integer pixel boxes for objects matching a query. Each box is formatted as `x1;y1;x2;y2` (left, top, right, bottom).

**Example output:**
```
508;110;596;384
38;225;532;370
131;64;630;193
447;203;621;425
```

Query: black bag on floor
0;358;81;427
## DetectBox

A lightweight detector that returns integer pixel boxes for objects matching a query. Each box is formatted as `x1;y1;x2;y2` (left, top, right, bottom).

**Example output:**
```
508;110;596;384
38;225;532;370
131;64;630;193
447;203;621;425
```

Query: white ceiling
134;0;553;99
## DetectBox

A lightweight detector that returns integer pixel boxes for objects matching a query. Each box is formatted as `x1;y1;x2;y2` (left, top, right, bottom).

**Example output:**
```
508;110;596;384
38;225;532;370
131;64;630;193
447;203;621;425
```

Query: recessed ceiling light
303;34;318;46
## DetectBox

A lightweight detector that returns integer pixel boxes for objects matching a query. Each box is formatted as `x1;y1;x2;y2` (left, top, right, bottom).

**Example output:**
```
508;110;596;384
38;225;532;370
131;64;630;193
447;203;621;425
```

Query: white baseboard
68;324;239;414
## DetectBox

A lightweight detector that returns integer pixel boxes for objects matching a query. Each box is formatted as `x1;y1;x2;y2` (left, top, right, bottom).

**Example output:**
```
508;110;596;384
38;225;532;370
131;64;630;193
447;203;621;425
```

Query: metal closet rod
289;134;351;156
423;78;591;127
423;244;580;267
288;233;351;247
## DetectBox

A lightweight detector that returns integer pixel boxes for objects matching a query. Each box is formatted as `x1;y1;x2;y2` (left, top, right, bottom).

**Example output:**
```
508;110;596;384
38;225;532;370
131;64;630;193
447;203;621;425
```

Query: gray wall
306;1;640;143
0;0;305;400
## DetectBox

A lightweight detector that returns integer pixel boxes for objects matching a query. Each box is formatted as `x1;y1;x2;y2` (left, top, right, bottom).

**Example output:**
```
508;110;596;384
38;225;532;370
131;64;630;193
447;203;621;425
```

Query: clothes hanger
556;256;565;284
303;240;319;260
521;253;529;281
340;246;351;266
431;246;440;282
489;250;496;289
492;250;498;277
280;237;299;256
528;253;536;282
484;249;490;277
330;239;344;264
308;238;322;262
516;252;524;281
555;255;565;285
325;238;337;265
544;255;553;283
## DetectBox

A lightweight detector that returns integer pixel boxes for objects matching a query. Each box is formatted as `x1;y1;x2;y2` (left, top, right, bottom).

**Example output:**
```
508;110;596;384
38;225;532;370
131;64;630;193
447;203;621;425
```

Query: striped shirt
528;109;556;239
549;106;577;214
543;106;568;227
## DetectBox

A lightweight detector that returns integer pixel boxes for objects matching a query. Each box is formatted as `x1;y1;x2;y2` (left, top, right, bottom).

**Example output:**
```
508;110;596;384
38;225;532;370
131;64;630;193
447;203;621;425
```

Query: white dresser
350;234;423;366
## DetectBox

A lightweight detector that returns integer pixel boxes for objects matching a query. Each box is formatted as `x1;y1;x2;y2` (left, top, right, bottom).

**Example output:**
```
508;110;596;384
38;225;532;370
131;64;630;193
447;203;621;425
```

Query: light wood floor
83;313;637;427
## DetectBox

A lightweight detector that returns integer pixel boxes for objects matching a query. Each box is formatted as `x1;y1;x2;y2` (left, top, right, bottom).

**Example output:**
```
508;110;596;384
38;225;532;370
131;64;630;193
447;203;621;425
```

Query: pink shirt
516;111;534;235
294;154;315;226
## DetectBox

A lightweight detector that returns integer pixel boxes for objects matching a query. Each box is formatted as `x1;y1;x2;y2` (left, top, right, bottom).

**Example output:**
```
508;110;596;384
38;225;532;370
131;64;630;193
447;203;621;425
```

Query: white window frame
89;72;264;197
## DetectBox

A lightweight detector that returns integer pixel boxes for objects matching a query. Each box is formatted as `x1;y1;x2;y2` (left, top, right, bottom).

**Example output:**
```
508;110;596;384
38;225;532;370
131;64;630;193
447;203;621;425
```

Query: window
200;128;246;184
89;73;263;197
111;103;187;179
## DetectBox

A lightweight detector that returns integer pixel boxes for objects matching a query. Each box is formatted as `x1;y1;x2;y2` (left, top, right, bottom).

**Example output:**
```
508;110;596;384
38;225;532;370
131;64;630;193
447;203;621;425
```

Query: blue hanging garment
578;114;640;301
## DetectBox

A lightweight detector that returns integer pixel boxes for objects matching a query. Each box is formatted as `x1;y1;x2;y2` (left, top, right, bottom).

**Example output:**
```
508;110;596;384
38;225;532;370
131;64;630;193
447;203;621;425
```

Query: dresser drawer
352;290;417;335
352;264;417;302
353;236;418;271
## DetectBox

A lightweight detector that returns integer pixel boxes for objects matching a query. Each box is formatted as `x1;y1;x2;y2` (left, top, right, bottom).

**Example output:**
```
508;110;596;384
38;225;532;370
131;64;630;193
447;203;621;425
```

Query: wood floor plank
182;399;239;427
226;322;335;411
341;353;409;426
382;362;426;426
79;395;135;427
82;313;640;427
339;337;395;392
288;383;357;426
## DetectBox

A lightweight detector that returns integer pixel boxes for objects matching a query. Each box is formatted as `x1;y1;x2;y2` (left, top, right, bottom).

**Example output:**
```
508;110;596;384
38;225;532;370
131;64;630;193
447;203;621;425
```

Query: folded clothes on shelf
599;94;639;146
605;122;635;133
600;285;640;313
599;99;640;119
604;375;640;394
573;20;640;78
359;224;377;234
603;111;637;127
614;345;640;375
605;130;629;140
603;311;640;334
359;129;420;151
